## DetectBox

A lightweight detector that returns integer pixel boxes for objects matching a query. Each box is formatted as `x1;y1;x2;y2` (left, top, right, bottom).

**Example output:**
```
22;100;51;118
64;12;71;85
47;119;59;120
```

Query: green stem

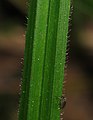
18;0;70;120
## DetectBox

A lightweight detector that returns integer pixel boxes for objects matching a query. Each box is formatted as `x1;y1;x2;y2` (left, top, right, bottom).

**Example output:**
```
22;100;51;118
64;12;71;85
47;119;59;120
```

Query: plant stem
18;0;70;120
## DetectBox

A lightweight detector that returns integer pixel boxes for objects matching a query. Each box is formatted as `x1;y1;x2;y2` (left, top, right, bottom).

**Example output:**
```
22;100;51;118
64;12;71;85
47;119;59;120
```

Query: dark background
0;0;26;120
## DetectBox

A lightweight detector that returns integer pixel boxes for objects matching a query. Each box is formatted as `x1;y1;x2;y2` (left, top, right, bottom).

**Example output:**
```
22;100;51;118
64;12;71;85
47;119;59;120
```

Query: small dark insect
59;96;66;110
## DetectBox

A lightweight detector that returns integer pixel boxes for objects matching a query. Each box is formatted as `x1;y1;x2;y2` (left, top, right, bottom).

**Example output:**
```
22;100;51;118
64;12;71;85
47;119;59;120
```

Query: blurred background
64;0;93;120
0;0;26;120
0;0;93;120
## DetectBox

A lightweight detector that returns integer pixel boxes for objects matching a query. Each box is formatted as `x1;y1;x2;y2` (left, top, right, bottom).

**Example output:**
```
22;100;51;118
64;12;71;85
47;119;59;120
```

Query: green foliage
18;0;70;120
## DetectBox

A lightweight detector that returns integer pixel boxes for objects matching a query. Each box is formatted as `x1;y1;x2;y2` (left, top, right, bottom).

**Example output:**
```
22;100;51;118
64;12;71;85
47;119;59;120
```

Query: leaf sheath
18;0;70;120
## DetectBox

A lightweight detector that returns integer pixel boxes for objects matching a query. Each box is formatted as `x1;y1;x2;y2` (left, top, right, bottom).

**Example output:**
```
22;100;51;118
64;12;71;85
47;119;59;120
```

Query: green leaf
18;0;70;120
